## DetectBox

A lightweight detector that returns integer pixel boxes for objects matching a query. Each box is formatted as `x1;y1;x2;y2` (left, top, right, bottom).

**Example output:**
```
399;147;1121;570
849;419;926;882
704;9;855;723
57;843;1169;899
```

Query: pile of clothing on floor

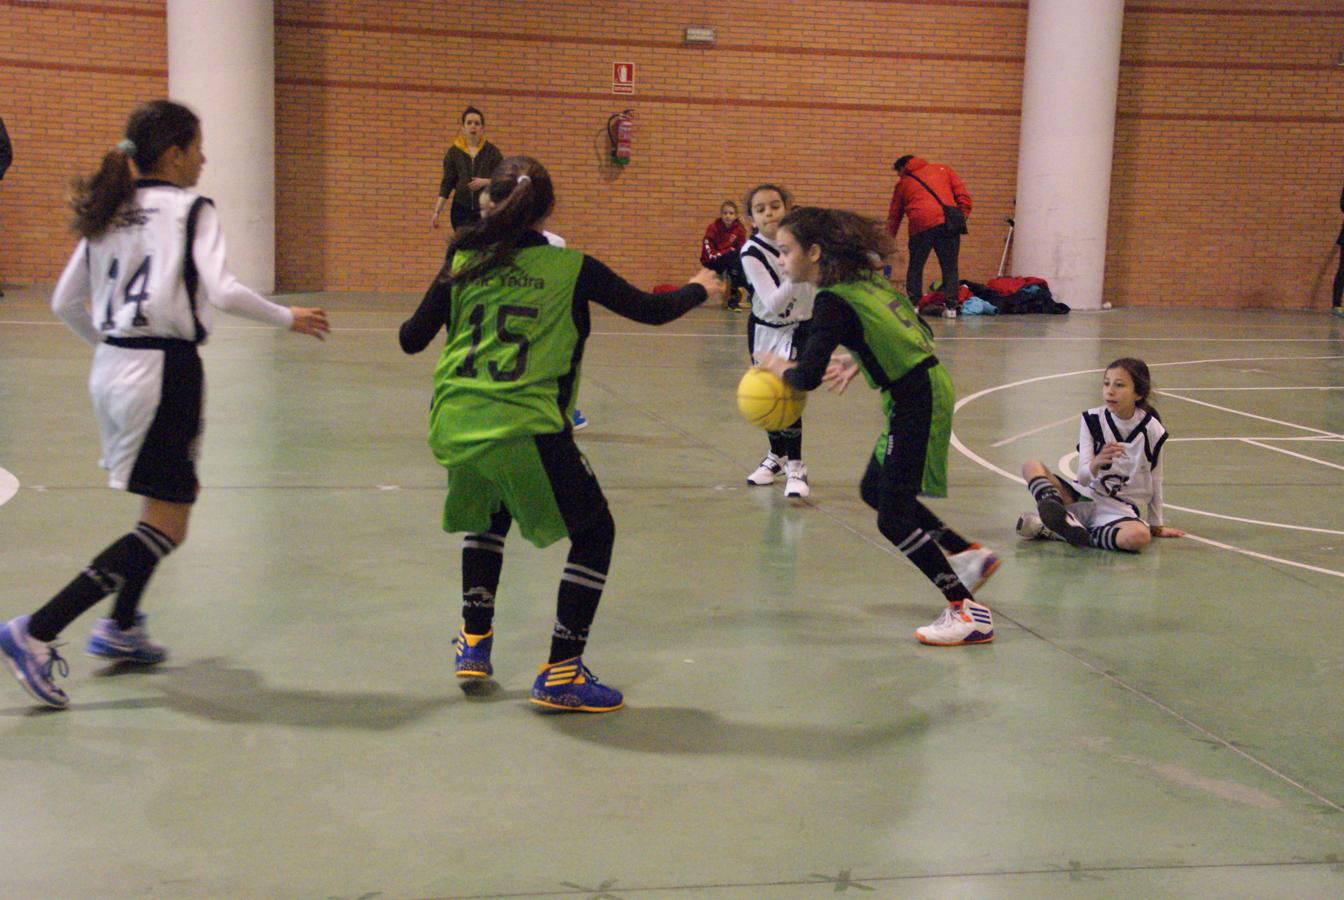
916;276;1070;316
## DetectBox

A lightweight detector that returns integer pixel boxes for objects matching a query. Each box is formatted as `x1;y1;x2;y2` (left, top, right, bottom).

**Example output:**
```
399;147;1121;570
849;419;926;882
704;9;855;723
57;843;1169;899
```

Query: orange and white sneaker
915;600;994;646
947;544;1000;593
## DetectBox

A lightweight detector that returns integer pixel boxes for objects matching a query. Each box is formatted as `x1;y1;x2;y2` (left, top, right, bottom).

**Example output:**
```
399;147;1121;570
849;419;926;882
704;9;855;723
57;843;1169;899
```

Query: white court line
1056;452;1344;538
990;414;1075;448
1182;533;1344;580
1168;435;1343;443
1240;439;1344;472
951;355;1343;481
1161;386;1344;391
952;355;1344;578
1157;391;1343;439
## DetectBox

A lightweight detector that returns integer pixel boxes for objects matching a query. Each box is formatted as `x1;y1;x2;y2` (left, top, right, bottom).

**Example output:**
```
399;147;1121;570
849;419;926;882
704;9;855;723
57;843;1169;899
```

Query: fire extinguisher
608;109;633;166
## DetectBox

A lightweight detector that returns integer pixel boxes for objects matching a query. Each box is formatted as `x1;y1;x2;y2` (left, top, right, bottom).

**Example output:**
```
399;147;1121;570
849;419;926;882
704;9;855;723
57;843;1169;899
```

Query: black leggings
1333;243;1344;309
705;254;749;296
907;226;961;309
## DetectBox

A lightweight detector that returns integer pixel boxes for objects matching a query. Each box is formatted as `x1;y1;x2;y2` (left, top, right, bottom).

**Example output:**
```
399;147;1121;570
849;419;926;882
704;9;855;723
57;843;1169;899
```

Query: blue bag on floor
959;296;998;316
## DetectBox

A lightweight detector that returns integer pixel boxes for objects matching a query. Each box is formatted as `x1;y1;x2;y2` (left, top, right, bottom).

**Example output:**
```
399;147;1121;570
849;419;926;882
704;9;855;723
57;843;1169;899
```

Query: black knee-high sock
1028;475;1064;508
876;499;971;604
1092;521;1130;552
771;416;802;461
912;502;972;555
110;523;178;630
29;523;175;643
549;510;615;663
461;508;511;635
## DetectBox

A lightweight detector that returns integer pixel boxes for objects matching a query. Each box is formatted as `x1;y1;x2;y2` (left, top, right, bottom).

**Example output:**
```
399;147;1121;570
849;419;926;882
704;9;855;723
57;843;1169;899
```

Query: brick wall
0;1;166;286
3;0;1342;309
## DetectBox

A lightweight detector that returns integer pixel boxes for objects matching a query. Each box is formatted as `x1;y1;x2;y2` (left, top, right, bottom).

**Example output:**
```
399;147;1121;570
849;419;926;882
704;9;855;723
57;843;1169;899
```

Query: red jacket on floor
886;157;973;238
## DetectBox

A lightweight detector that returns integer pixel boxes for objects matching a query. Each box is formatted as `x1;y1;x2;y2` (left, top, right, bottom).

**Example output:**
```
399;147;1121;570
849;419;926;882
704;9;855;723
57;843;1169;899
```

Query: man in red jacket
887;155;973;319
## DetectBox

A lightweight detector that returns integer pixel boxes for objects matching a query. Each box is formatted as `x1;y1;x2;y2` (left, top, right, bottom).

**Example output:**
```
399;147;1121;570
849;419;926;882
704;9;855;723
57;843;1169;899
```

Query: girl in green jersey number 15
400;155;722;712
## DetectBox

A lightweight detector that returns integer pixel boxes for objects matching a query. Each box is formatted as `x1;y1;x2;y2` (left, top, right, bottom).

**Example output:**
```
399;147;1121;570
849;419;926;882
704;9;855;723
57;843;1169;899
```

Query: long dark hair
71;99;199;238
1106;357;1159;418
437;155;555;286
777;207;894;287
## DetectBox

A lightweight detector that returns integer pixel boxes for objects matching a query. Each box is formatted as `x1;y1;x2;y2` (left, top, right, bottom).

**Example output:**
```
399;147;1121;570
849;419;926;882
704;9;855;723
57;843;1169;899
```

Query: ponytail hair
71;99;200;238
1106;357;1159;419
777;206;894;287
437;155;556;286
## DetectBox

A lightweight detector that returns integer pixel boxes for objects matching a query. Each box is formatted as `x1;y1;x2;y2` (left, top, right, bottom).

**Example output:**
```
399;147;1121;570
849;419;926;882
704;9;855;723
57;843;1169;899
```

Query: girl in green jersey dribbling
755;207;1000;647
400;155;722;711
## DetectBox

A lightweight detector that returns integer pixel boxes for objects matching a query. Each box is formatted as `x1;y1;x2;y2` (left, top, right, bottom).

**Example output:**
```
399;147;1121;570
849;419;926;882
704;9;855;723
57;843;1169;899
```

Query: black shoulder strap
1082;411;1105;452
741;240;780;287
184;196;212;344
905;171;947;206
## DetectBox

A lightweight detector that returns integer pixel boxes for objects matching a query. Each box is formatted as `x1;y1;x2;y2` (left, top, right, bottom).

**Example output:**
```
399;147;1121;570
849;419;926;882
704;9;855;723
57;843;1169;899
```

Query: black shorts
90;337;203;505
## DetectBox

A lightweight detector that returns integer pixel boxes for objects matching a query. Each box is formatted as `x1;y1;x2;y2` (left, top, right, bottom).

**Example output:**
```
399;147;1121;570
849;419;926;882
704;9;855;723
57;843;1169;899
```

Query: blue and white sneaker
454;627;493;678
572;409;589;431
86;614;168;665
915;600;994;646
529;657;624;712
0;615;71;708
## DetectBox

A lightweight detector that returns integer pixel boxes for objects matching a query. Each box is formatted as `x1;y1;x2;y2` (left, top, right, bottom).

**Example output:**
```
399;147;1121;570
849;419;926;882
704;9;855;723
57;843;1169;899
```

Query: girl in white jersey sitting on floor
1019;357;1185;551
0;100;329;709
739;183;816;497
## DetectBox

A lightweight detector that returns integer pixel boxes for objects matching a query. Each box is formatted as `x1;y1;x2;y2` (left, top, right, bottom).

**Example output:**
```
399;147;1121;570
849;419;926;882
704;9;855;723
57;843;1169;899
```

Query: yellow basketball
736;367;807;431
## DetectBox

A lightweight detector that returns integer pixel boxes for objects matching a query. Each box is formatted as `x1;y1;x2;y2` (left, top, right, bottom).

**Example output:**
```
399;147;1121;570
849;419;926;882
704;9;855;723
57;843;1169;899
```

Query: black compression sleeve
399;278;451;354
577;256;706;324
783;292;862;392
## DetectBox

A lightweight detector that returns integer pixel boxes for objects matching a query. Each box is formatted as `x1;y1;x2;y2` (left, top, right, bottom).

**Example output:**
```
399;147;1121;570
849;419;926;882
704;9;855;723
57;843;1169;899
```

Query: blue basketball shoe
530;657;624;712
0;615;70;709
86;613;168;664
572;409;589;431
454;628;493;678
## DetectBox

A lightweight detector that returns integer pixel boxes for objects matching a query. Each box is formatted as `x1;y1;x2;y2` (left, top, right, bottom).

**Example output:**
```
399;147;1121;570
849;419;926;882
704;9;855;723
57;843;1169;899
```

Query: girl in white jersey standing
739;183;816;497
1019;357;1185;551
0;100;329;709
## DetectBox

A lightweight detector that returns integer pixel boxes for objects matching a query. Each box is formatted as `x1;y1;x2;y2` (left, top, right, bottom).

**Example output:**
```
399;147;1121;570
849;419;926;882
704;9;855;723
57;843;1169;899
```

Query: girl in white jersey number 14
0;100;329;709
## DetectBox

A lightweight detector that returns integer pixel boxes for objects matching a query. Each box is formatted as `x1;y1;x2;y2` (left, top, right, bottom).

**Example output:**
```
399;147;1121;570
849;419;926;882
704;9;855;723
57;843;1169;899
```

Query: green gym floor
1;286;1341;899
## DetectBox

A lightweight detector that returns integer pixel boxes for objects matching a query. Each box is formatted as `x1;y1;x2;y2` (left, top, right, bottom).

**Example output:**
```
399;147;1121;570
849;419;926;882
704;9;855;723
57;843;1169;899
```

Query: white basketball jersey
83;183;212;342
1075;405;1168;520
740;234;814;325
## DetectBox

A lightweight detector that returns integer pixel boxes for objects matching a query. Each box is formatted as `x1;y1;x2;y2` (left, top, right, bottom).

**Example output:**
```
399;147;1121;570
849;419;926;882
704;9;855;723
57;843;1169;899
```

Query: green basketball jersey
429;245;585;465
822;275;938;418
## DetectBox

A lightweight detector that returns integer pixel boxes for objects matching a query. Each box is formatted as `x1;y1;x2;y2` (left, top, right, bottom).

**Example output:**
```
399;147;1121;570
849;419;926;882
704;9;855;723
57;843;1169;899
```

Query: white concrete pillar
167;1;275;291
1012;0;1124;310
